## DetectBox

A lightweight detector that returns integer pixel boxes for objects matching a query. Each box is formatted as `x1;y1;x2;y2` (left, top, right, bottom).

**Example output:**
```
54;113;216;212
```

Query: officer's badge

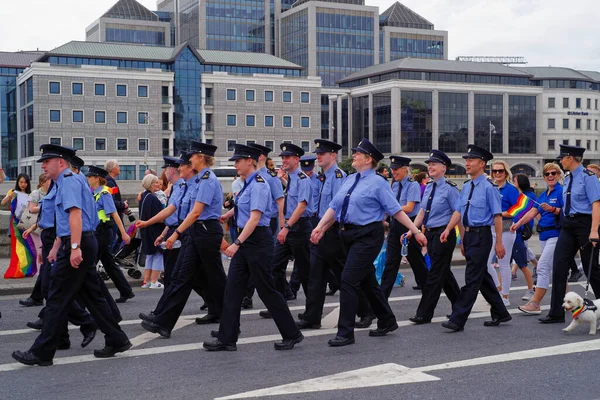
335;169;343;179
316;142;320;148
201;171;210;179
255;175;265;183
282;146;287;151
391;157;396;163
298;171;307;179
430;152;434;157
468;148;472;153
585;169;596;176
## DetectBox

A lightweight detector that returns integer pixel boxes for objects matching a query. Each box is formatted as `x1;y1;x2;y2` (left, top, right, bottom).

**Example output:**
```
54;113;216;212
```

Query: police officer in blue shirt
297;139;346;329
312;138;427;346
439;144;510;331
381;155;429;296
408;150;461;324
13;144;131;366
300;155;320;226
204;145;303;351
539;145;600;323
142;141;227;338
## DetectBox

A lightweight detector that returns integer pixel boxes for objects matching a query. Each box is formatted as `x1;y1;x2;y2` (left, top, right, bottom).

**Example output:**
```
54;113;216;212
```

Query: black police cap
162;156;181;169
389;155;411;168
176;152;192;165
71;155;85;169
228;144;262;161
425;150;452;166
37;144;76;163
462;144;493;162
279;143;304;157
188;140;218;157
86;165;108;178
248;143;272;156
300;155;316;171
351;138;384;162
557;144;585;159
314;139;342;154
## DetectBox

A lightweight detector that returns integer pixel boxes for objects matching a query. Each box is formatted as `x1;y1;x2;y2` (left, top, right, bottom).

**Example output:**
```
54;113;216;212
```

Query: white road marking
130;318;195;348
320;306;339;329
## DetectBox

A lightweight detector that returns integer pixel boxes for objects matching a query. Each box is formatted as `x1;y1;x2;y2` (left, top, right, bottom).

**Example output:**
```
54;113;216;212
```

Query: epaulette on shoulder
335;168;343;179
376;172;388;180
64;172;73;177
447;180;457;188
463;179;470;184
584;169;596;176
486;177;498;187
298;171;307;179
201;171;210;179
267;169;277;177
426;180;434;184
255;174;265;183
407;177;415;182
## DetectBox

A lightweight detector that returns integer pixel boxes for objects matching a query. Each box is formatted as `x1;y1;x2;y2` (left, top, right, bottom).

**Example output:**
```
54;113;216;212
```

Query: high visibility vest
94;187;112;223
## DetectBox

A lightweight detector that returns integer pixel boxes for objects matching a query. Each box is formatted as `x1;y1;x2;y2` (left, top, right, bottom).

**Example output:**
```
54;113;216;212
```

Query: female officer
204;144;303;351
311;138;427;347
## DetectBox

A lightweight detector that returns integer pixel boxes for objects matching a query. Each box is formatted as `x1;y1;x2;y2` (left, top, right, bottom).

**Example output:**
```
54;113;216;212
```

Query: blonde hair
141;174;158;191
543;162;564;184
37;173;48;189
492;160;513;182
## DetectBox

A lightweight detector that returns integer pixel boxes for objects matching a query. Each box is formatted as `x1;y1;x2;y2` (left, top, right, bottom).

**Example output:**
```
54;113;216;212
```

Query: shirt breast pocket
238;193;251;206
469;202;487;223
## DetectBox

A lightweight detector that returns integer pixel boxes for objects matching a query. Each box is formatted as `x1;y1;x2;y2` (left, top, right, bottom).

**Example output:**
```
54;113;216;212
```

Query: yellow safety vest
94;187;112;223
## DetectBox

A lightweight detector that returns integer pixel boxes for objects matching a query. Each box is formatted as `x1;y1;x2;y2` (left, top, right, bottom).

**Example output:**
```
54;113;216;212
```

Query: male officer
381;156;428;296
300;155;320;227
296;139;346;329
439;144;510;331
539;145;600;323
408;150;461;324
12;144;131;366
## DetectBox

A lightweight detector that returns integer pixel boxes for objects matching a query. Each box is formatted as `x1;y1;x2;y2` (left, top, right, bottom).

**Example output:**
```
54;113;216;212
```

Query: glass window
548;139;555;150
72;82;83;95
49;81;60;94
139;139;148;151
596;120;598;130
73;110;83;123
72;138;84;151
547;118;555;129
563;98;569;108
117;138;128;151
265;115;274;127
576;139;581;146
226;89;236;101
283;91;292;103
548;97;555;108
49;110;61;122
138;112;148;124
95;138;106;151
301;92;310;103
116;84;127;97
576;119;581;129
117;165;135;180
587;119;591;130
95;111;106;123
587;99;591;109
402;91;434;153
264;90;273;102
246;140;256;145
265;140;274;150
227;115;236;126
138;85;148;98
301;141;310;152
117;112;127;124
563;139;569;145
563;119;569;129
50;137;62;146
245;90;255;102
227;139;236;151
596;99;598;110
283;116;292;127
301;116;310;128
246;115;255;127
576;98;581;108
95;83;105;96
587;140;591;150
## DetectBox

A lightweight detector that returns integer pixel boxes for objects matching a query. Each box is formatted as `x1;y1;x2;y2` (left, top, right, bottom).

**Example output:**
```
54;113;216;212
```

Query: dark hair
376;166;388;174
513;173;533;193
14;173;31;194
414;171;428;183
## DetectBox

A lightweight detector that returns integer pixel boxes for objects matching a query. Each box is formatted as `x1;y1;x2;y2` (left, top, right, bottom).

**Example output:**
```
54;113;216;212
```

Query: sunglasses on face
492;169;505;174
544;171;558;177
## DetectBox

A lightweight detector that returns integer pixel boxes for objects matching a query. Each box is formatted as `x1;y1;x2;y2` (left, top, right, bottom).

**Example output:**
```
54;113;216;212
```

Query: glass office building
206;0;267;52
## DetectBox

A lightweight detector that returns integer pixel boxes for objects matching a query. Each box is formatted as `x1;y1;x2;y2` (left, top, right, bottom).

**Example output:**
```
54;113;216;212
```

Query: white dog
562;292;600;335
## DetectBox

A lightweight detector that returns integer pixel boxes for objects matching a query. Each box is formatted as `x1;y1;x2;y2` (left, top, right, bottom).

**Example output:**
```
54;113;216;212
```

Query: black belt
167;224;179;229
537;225;559;232
341;221;380;231
195;219;218;223
297;217;309;222
565;213;591;219
464;226;490;233
424;226;446;233
96;221;115;229
60;231;95;241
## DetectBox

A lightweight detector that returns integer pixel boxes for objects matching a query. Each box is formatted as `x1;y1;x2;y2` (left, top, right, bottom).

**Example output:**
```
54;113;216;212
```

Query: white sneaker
521;289;535;301
149;282;164;289
502;297;510;307
141;282;151;288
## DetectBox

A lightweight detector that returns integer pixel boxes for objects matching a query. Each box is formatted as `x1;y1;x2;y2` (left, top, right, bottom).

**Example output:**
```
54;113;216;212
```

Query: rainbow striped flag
4;198;37;279
507;193;535;220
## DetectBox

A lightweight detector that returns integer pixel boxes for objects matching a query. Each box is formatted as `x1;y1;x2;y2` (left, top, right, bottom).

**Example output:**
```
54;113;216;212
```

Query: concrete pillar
328;95;335;142
536;93;543;158
307;5;317;77
336;95;343;162
503;93;510;155
368;93;374;143
432;90;439;149
391;87;401;153
200;82;206;143
347;95;353;156
468;91;475;144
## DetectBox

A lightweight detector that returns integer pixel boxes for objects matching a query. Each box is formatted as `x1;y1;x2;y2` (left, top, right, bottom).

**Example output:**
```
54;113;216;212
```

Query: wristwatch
283;222;291;229
71;243;80;250
234;239;242;246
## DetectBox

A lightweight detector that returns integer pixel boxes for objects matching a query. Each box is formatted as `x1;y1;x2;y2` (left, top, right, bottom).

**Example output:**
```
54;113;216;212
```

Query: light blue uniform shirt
420;177;460;228
165;178;184;227
308;173;320;216
393;176;421;218
285;168;314;219
38;184;57;230
317;164;346;219
194;167;224;220
55;169;99;237
179;175;198;223
258;166;284;219
93;186;117;228
329;168;401;225
235;171;272;228
563;165;600;215
455;173;502;227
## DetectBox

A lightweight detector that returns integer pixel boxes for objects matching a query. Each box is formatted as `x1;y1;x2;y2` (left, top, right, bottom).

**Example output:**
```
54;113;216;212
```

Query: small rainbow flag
4;198;37;279
507;193;535;220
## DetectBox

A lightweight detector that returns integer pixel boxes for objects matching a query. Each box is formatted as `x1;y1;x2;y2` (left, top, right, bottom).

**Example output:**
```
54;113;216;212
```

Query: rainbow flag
455;225;461;245
507;193;535;220
4;198;37;279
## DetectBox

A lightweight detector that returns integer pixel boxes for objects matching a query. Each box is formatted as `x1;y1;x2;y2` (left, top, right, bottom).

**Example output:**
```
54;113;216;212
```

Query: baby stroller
99;224;144;280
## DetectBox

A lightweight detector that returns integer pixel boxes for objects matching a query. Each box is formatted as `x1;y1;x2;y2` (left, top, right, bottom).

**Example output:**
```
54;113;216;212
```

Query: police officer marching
204;144;304;351
440;144;511;332
13;144;131;366
300;155;320;227
539;145;600;324
408;150;461;324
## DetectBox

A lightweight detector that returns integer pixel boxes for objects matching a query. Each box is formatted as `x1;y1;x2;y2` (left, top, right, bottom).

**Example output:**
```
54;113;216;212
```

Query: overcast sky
1;0;599;70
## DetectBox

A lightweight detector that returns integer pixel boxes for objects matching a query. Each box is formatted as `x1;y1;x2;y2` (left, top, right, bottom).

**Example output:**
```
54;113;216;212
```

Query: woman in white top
26;174;51;258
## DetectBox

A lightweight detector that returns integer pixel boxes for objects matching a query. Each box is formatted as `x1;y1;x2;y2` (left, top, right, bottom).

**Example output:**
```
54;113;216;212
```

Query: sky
1;0;599;70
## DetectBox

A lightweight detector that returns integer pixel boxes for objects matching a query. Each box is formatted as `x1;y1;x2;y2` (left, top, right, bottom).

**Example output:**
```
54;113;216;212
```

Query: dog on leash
562;292;600;335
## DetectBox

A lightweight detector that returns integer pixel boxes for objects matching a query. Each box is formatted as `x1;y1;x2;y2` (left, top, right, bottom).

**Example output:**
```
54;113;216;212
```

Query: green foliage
338;157;355;174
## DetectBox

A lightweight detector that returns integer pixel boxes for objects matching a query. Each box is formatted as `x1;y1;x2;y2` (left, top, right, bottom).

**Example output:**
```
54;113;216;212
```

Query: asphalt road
0;267;599;400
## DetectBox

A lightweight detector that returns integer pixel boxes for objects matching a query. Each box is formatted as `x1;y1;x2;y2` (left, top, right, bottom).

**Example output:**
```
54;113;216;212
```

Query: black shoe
57;341;71;350
355;315;375;329
538;315;565;324
203;339;237;351
139;312;155;323
93;341;132;358
115;292;135;304
259;310;272;319
285;290;297;301
409;316;431;325
115;315;123;323
328;336;355;347
274;333;304;350
442;320;464;332
412;286;422;291
81;328;97;348
141;320;171;338
12;350;52;366
210;329;241;338
296;320;321;329
241;297;253;309
27;319;43;330
298;312;305;320
568;270;583;282
19;297;43;307
200;303;208;311
369;322;398;337
195;314;220;325
483;315;512;327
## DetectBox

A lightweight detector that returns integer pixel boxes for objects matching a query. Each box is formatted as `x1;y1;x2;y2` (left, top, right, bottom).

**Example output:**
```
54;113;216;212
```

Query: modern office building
86;0;172;47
